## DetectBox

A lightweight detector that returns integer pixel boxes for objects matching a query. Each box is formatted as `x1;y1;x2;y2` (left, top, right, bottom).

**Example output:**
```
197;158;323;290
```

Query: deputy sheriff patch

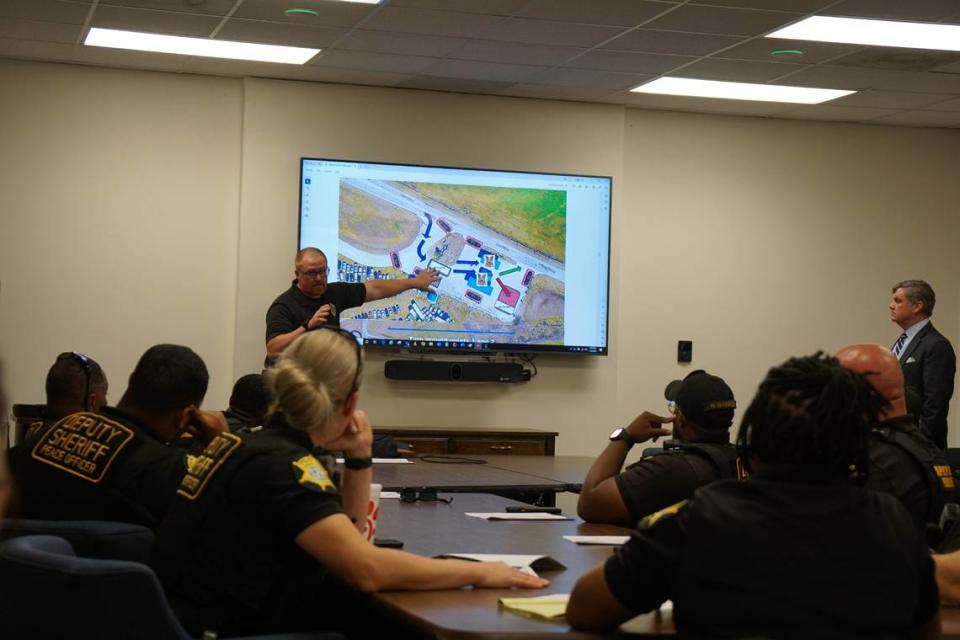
292;455;336;493
31;412;134;483
639;499;688;530
935;465;956;490
177;432;242;500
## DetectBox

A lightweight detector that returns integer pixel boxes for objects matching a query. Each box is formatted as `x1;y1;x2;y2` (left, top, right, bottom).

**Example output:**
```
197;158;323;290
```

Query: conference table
372;492;667;639
361;455;596;505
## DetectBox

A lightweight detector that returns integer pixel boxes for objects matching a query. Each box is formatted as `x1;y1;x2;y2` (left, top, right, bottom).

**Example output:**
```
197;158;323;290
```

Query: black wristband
344;457;373;470
301;320;311;331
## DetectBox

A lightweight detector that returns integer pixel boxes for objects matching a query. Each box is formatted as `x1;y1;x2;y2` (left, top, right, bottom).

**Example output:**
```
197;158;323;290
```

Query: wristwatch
609;428;636;447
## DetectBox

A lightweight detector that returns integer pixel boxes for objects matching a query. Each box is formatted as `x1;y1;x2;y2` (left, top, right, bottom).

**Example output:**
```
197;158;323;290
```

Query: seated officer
8;344;223;528
567;353;940;637
154;329;547;637
222;373;270;434
18;352;110;441
837;343;955;530
578;370;737;526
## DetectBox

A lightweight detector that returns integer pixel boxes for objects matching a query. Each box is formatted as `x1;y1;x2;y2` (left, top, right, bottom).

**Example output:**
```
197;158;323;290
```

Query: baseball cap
664;370;736;431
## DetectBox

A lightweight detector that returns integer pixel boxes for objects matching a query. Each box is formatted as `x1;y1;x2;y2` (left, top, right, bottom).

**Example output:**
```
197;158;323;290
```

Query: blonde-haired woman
154;328;547;636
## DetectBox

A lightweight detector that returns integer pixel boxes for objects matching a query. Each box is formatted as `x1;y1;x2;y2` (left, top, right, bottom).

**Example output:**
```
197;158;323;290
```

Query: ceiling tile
687;0;835;10
566;50;694;75
397;75;516;94
775;104;901;122
74;43;188;72
451;39;584;66
313;50;439;75
830;48;960;73
0;0;92;24
388;0;528;15
871;71;960;94
292;67;415;86
480;17;623;47
643;5;800;37
832;89;957;109
776;65;915;90
97;0;234;15
599;28;743;56
516;0;676;28
336;29;468;57
868;109;960;127
0;17;82;44
497;83;619;102
718;37;857;64
674;58;805;83
922;95;960;110
216;19;346;48
232;0;375;28
420;58;547;82
90;5;221;37
0;36;79;62
611;91;794;116
827;0;960;22
528;67;653;90
361;7;505;38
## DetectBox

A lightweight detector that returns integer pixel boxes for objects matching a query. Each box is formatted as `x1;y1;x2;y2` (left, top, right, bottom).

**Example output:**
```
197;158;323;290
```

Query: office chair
0;518;154;564
0;535;345;640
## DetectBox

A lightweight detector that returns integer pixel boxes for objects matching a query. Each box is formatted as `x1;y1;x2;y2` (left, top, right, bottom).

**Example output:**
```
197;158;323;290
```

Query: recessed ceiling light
768;16;960;52
84;27;320;64
331;0;382;3
630;77;854;104
769;49;804;57
285;8;320;17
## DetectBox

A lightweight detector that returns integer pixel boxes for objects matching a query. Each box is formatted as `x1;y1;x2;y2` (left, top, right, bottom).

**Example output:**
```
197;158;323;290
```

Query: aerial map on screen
299;159;610;354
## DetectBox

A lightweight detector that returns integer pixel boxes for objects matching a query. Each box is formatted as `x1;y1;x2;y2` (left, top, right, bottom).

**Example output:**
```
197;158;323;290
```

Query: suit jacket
897;322;956;449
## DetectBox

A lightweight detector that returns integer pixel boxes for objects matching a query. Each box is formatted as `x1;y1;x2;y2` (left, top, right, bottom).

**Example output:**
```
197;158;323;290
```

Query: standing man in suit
890;280;956;449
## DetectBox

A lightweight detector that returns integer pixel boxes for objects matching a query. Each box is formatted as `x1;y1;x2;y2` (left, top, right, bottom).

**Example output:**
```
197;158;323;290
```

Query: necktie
893;332;907;357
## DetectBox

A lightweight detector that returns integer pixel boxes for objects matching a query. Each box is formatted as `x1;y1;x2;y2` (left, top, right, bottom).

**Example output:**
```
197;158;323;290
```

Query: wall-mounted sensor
678;340;693;364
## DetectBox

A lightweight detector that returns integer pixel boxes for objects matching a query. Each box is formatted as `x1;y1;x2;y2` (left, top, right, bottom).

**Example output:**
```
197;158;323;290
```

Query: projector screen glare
299;159;612;355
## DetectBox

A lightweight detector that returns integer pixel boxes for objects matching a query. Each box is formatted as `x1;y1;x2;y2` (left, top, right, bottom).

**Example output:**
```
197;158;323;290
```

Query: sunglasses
57;352;92;410
400;487;453;505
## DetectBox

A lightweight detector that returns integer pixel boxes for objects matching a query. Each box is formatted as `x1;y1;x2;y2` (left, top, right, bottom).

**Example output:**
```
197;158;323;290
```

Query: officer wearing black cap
568;353;939;637
578;369;737;527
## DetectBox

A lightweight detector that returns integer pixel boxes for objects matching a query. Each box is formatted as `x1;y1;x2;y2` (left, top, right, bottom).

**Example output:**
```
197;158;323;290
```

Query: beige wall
0;60;243;418
2;59;959;453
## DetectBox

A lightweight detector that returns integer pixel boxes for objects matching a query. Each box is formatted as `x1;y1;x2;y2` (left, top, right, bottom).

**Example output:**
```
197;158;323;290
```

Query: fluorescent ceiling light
84;27;320;64
768;16;960;52
631;77;854;104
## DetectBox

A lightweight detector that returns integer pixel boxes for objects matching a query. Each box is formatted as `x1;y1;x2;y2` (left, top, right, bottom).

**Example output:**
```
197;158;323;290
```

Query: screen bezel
298;157;612;356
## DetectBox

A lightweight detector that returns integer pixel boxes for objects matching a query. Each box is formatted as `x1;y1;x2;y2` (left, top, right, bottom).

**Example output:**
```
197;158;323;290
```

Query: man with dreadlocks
567;352;940;638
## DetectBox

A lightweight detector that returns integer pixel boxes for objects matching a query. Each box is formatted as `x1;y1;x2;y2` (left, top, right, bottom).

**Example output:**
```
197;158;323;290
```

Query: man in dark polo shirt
567;353;940;638
265;247;440;363
838;343;954;531
577;370;737;527
8;344;224;529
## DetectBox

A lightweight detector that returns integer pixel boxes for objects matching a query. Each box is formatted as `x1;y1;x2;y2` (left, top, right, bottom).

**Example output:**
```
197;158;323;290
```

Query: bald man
837;343;954;530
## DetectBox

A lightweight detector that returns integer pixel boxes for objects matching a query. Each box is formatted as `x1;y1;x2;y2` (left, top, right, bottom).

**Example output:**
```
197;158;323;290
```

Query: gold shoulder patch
934;464;956;489
639;499;688;530
292;455;336;493
177;433;242;501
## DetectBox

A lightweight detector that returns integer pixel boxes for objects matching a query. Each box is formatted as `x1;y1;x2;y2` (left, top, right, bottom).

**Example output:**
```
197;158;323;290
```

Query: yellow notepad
499;594;570;619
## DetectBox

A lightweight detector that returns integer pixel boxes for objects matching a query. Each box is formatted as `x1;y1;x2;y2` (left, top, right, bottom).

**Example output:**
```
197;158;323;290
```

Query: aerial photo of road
336;177;567;346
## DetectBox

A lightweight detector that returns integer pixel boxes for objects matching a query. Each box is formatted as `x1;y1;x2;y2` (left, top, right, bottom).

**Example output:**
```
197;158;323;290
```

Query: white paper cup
364;483;382;542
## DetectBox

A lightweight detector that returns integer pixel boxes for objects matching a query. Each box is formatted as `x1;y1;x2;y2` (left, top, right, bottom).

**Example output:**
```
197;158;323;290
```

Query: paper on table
465;512;572;521
436;553;566;572
335;458;412;464
562;535;630;545
499;594;569;620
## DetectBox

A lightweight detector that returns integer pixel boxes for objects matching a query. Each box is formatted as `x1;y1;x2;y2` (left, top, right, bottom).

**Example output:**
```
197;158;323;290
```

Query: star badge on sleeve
292;455;336;493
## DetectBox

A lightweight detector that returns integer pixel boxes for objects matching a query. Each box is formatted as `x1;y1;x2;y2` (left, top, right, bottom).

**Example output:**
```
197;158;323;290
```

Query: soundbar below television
299;158;611;355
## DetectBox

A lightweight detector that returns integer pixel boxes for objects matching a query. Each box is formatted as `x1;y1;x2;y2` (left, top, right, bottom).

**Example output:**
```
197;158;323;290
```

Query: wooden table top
373;493;662;639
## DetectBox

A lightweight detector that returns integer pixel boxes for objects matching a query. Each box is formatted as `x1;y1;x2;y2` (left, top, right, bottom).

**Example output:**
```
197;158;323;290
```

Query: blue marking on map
467;268;494;296
423;213;433;239
456;259;478;266
477;249;501;271
417;239;426;261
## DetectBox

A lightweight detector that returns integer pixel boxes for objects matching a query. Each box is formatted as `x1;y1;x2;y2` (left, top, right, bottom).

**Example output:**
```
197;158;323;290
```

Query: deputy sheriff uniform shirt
7;407;187;528
154;425;343;637
615;442;736;524
604;468;938;638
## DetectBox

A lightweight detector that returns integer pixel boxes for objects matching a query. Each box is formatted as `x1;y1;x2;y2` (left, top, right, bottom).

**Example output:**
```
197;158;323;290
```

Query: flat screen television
298;158;611;355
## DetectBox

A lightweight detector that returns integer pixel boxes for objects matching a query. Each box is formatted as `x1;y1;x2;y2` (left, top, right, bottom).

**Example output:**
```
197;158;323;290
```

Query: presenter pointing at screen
265;247;439;363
